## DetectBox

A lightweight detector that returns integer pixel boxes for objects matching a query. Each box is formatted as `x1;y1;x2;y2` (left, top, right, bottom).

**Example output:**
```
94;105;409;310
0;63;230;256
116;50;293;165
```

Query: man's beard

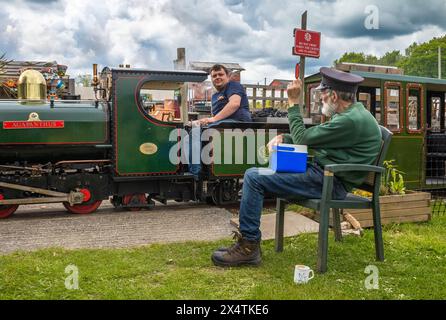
213;81;226;91
214;84;224;91
321;101;337;117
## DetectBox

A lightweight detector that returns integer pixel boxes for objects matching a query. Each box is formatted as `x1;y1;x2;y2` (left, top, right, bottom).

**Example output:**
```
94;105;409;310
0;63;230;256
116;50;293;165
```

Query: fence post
253;87;257;109
271;88;276;109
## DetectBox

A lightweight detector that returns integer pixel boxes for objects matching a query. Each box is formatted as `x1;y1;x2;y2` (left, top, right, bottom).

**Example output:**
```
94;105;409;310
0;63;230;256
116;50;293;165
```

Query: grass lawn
0;214;445;300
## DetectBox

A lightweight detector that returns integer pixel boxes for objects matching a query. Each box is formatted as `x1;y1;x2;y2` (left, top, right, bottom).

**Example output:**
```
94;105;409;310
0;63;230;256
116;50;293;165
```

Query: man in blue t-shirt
194;64;251;125
189;65;251;178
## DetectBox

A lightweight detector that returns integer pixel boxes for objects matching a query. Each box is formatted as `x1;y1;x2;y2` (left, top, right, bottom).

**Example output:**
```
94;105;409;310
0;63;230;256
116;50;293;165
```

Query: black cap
316;67;364;93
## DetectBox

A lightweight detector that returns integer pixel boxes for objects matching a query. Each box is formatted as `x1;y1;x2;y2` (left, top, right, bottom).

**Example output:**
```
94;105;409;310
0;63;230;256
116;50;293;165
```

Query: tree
75;74;92;87
334;52;379;65
379;50;404;66
335;36;446;78
335;52;367;65
0;53;16;99
0;53;13;77
396;36;446;78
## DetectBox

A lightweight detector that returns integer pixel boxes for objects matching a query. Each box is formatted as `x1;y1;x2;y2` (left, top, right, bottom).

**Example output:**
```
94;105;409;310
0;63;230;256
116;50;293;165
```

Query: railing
0;99;100;104
243;84;289;110
188;84;290;114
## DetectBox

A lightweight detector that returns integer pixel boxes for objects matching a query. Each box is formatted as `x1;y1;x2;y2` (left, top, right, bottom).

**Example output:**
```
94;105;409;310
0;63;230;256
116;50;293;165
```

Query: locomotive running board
0;181;84;206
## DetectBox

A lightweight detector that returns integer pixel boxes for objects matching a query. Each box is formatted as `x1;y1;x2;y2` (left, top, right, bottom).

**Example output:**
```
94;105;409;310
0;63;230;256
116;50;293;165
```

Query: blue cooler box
270;144;308;173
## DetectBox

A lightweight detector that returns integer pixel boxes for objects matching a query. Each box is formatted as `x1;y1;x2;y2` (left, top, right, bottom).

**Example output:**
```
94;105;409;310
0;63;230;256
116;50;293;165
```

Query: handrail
0;99;100;103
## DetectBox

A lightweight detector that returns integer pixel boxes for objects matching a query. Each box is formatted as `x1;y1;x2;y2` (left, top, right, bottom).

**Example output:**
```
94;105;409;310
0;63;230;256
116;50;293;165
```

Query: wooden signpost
293;11;321;114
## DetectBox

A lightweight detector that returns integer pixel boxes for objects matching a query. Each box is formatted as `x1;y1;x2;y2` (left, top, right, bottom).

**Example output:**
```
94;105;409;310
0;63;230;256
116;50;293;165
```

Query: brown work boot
211;231;262;267
215;230;262;255
215;230;243;252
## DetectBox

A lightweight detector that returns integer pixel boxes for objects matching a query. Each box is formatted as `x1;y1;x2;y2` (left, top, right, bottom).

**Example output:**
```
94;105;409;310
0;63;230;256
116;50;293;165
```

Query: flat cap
316;67;364;93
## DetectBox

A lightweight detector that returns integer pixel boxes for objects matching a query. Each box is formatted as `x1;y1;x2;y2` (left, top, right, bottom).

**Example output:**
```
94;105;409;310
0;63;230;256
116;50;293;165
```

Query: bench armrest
324;164;385;174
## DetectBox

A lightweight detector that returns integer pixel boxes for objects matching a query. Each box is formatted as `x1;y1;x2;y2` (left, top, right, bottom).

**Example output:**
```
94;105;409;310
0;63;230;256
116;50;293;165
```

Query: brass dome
17;69;47;101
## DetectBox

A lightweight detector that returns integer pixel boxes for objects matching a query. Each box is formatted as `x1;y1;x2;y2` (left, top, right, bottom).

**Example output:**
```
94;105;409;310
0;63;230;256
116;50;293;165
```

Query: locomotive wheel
63;188;102;214
211;180;238;205
122;193;147;211
0;205;19;219
110;195;122;208
0;194;19;219
63;200;102;214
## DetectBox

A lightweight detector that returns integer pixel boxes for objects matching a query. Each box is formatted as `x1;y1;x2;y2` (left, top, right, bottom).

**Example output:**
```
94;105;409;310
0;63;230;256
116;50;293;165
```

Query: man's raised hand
287;78;303;106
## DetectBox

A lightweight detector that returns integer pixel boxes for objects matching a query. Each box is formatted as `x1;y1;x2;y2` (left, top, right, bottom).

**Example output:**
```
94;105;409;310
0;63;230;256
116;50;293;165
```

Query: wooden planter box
345;191;432;228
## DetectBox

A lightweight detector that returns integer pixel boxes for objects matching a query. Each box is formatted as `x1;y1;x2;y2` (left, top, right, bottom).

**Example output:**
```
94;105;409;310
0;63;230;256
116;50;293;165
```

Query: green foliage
335;51;404;67
249;101;272;109
75;74;92;87
396;36;446;78
0;53;16;98
0;53;12;78
335;35;446;78
381;160;406;196
0;53;6;75
380;50;404;66
335;52;378;65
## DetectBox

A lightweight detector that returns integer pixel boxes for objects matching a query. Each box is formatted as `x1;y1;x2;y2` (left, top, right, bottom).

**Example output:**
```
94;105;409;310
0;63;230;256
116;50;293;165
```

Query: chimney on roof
174;48;186;70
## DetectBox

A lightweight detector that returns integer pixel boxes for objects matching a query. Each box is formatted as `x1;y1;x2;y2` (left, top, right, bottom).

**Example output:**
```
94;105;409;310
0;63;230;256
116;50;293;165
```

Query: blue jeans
239;164;348;241
189;119;239;178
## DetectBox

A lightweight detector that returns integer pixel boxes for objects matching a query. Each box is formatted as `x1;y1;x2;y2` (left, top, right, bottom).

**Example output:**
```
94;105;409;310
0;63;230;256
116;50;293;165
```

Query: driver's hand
193;117;214;126
267;135;283;153
287;79;303;106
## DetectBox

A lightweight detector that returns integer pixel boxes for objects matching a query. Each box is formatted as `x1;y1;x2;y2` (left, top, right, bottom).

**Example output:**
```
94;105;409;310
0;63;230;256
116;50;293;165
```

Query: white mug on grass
294;265;314;284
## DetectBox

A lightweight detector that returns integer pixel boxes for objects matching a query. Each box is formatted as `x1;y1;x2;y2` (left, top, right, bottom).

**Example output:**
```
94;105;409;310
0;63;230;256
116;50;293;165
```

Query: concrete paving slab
231;211;319;240
0;201;237;254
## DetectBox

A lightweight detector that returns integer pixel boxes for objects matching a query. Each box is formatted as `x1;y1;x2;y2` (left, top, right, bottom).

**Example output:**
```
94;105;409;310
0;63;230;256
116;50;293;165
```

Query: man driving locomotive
189;64;251;178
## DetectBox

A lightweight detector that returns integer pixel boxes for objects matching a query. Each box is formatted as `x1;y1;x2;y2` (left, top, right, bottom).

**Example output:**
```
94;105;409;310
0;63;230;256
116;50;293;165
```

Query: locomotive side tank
0;101;109;163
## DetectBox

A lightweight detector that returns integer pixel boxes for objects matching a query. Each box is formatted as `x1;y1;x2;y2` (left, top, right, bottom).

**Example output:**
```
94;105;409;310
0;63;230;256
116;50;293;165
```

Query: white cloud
0;0;445;82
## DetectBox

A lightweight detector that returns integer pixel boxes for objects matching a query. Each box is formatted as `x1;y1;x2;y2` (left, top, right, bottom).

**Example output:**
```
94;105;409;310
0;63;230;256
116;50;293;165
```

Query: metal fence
425;132;446;216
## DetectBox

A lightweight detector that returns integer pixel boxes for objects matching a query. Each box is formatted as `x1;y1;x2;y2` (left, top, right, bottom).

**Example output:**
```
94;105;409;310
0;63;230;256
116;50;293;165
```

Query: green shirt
282;103;381;191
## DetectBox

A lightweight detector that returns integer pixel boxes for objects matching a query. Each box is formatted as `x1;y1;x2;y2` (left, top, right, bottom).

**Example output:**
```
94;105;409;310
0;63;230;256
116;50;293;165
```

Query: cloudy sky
1;0;445;83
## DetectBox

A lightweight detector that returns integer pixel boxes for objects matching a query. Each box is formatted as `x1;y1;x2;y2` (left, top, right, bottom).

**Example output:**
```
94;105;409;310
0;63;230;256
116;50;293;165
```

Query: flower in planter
381;160;406;196
352;159;406;198
352;189;372;198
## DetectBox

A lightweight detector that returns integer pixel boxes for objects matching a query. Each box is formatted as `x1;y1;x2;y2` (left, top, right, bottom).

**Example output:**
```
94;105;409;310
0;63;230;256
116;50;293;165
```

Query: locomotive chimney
17;69;47;103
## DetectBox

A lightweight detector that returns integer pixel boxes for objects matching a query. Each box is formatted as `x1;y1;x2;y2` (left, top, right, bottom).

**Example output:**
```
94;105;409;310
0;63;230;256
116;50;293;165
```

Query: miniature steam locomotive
0;65;289;218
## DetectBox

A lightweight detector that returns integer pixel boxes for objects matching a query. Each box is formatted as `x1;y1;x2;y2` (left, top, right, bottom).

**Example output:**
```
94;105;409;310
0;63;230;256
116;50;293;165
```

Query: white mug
294;265;315;284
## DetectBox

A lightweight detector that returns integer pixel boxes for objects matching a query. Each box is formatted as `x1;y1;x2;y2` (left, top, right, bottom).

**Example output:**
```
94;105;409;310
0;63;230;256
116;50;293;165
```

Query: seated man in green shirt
211;67;382;267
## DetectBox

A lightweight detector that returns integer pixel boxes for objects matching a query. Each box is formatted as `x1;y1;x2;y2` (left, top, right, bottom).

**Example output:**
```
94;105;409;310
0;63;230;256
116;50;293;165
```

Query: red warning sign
293;29;321;58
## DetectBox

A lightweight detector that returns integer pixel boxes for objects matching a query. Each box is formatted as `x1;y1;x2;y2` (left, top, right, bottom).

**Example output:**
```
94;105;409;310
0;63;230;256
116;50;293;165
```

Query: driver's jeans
189;119;239;179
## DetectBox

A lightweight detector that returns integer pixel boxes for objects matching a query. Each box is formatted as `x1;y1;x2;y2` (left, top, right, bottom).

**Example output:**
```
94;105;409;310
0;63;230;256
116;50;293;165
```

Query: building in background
0;60;76;99
335;62;404;75
189;61;245;82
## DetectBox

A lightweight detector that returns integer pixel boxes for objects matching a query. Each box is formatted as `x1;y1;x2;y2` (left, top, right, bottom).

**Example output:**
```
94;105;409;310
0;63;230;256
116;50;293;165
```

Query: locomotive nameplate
3;120;65;129
139;143;158;155
3;112;65;129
